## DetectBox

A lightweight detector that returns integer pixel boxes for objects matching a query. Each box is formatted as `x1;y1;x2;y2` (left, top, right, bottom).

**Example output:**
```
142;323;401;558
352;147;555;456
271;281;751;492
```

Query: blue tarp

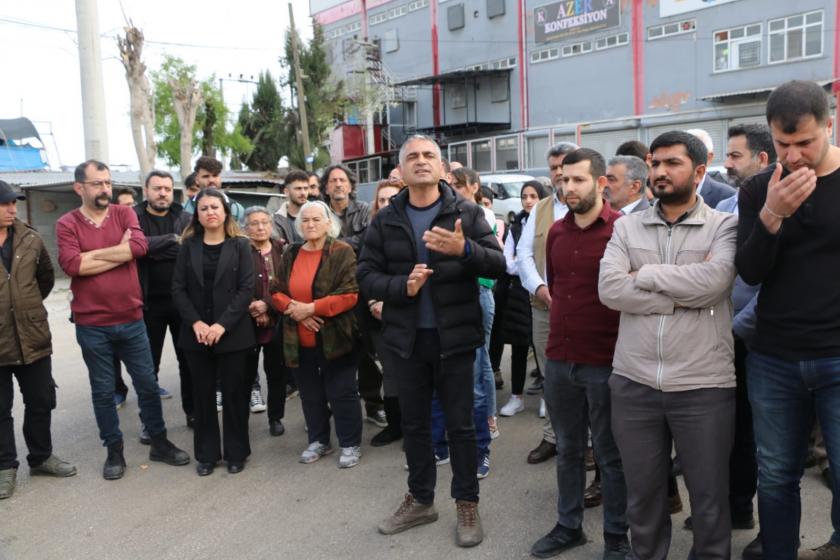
0;142;46;171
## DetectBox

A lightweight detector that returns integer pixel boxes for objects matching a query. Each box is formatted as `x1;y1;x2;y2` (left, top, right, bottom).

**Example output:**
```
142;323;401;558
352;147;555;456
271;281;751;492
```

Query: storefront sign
534;0;621;43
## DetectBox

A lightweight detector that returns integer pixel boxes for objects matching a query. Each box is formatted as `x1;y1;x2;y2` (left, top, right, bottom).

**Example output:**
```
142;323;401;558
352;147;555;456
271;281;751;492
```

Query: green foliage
151;55;252;167
237;71;287;171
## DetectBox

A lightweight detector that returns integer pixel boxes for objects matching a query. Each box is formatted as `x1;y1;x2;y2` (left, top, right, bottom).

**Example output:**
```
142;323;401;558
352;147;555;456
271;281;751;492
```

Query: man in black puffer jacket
358;135;504;548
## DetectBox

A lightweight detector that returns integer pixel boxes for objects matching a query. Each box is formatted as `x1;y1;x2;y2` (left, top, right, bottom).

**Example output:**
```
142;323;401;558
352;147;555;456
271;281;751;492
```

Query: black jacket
134;201;192;304
329;198;370;254
171;235;256;354
357;182;505;359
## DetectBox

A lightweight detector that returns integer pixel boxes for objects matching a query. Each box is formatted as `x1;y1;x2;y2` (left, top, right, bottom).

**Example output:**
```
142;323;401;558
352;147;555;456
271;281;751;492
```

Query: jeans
76;320;165;446
531;306;555;444
246;338;288;421
543;360;627;536
747;351;840;558
477;286;496;416
0;357;55;469
432;389;490;458
388;329;478;503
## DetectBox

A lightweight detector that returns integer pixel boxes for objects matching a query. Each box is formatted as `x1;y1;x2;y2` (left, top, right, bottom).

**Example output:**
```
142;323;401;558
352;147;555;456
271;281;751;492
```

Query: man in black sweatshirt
735;80;840;560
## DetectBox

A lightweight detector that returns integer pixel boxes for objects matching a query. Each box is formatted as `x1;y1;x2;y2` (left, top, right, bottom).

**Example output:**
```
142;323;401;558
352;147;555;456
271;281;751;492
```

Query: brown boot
455;500;484;547
378;493;439;535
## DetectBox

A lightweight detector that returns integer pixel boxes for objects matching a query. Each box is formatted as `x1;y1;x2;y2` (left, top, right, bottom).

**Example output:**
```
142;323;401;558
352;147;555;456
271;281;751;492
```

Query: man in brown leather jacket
0;180;76;499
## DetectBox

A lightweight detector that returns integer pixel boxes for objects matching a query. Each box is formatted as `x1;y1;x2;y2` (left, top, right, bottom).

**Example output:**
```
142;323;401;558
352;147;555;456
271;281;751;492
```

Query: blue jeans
477;286;496;416
76;320;164;446
432;391;490;458
747;351;840;558
544;360;627;536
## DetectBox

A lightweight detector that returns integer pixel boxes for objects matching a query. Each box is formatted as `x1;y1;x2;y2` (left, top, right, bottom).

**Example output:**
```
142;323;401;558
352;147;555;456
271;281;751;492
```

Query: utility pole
75;0;110;162
288;3;312;171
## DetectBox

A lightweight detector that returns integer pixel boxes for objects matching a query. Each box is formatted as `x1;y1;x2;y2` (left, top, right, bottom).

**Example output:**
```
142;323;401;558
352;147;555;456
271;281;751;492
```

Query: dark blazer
172;235;256;354
699;175;736;209
357;182;506;360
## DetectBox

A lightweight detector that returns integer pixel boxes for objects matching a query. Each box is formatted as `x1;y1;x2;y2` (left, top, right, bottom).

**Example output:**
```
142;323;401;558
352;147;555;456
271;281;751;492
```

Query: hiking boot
0;469;16;499
103;441;126;480
799;542;840;560
30;455;77;477
455;500;484;547
149;433;190;466
378;493;439;535
531;524;586;558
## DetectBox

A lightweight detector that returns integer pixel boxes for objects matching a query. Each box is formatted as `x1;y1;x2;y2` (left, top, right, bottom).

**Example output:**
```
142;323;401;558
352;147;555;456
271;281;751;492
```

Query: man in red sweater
56;160;190;480
530;148;629;560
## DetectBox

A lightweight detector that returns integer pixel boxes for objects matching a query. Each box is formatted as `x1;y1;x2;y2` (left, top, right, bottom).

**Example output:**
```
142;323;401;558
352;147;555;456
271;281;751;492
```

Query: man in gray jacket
599;131;738;560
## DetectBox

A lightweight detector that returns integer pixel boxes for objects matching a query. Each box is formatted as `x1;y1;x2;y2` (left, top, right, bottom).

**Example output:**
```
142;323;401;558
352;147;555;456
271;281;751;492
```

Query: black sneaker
526;378;544;395
604;533;630;560
269;419;285;437
149;434;190;466
103;441;126;480
531;524;586;558
371;427;402;447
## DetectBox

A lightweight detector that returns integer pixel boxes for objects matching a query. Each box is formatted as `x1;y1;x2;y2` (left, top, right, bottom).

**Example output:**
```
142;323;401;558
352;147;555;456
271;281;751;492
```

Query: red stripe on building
518;0;528;129
431;0;441;127
632;0;645;116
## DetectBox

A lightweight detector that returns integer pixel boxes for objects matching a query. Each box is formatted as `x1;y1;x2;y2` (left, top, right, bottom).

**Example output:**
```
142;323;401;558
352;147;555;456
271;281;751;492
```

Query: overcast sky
1;0;314;171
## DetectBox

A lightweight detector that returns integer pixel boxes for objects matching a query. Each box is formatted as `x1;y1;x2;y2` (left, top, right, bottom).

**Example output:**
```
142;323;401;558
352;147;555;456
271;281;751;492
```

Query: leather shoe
584;479;602;508
531;523;586;558
269;419;285;437
824;467;834;491
742;534;762;560
103;441;126;480
527;439;556;464
196;462;215;476
669;492;683;514
30;455;77;477
227;462;245;474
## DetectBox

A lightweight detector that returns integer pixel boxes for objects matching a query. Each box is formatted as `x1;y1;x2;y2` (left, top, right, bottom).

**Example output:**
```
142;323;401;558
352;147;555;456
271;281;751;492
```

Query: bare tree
117;22;156;181
170;78;202;181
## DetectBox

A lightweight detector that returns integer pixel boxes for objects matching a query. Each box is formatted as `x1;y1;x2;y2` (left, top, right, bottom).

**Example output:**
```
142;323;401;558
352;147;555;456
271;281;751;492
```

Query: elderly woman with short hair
271;201;363;468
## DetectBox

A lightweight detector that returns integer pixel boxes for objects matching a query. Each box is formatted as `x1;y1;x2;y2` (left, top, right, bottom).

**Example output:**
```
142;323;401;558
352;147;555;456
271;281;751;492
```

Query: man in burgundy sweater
530;149;629;560
56;160;190;480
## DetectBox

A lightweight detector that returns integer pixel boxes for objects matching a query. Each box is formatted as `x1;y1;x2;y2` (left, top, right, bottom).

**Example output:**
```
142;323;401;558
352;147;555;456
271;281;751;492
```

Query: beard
652;177;694;205
94;194;111;209
149;198;171;212
568;187;598;215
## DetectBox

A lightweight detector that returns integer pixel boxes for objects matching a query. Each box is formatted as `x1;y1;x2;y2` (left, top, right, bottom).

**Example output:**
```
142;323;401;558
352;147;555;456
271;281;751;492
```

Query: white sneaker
539;398;546;419
216;391;223;412
499;395;525;417
339;446;361;469
299;442;333;464
249;389;266;413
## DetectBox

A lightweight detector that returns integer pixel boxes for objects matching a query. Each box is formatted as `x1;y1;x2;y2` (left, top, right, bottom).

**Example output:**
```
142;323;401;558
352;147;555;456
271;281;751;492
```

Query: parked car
480;173;535;223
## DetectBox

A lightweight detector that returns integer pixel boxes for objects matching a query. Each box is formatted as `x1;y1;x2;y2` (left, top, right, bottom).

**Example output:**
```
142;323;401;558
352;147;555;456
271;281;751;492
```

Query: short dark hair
194;156;223;175
183;172;197;188
561;148;606;182
284;169;310;187
649;130;708;168
766;80;830;134
479;185;494;201
616;140;650;161
441;157;451;174
114;188;136;201
307;171;319;180
320;164;357;191
728;124;777;164
451;167;480;188
144;170;174;189
74;159;109;183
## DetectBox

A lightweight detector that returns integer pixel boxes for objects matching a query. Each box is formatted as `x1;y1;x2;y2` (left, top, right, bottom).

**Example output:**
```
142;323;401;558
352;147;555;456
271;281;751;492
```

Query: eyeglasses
82;180;112;188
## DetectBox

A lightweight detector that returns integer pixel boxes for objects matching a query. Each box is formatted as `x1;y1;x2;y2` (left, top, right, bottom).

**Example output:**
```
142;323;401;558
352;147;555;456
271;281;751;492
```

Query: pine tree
238;71;287;171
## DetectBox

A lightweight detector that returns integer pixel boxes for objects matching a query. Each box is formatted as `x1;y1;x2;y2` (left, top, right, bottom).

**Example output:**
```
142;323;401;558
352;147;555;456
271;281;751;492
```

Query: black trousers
185;349;251;464
387;329;479;504
291;346;362;448
246;337;288;421
730;337;757;517
0;356;55;470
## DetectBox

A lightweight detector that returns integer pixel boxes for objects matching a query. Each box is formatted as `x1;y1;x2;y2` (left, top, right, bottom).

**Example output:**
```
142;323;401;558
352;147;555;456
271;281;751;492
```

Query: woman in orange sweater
271;201;362;468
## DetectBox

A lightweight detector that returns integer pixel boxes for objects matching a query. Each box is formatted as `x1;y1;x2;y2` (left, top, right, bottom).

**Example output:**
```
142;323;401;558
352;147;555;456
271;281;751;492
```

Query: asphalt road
0;280;832;560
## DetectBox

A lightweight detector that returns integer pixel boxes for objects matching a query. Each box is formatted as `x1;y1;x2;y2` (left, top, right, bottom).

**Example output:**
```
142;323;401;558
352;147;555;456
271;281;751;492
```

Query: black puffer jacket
357;182;505;359
499;210;533;345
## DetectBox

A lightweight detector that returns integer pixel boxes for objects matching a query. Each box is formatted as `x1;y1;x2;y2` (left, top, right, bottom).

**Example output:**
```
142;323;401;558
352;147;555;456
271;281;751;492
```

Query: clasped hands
285;300;323;332
192;321;226;346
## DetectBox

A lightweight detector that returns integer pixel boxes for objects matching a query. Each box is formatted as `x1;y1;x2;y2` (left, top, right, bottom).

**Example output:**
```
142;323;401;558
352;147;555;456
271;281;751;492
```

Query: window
713;24;761;72
768;10;823;64
384;29;399;52
595;32;629;51
490;75;508;102
369;12;387;26
448;3;465;30
408;0;429;11
648;19;696;40
449;143;468;166
495;136;519;171
530;47;559;64
450;84;466;109
526;135;549;168
562;40;592;57
471;140;492;172
487;0;505;18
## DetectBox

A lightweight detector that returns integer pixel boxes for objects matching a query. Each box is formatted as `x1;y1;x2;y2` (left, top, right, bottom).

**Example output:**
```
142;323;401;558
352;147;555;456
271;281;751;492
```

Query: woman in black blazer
172;188;255;476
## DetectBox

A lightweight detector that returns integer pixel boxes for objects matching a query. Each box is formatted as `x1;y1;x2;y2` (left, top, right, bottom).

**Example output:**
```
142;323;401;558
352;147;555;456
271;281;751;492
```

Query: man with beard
605;155;650;215
531;149;628;559
56;160;190;480
134;170;194;430
273;169;309;244
723;124;775;190
307;171;322;201
599;131;738;559
736;80;840;560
